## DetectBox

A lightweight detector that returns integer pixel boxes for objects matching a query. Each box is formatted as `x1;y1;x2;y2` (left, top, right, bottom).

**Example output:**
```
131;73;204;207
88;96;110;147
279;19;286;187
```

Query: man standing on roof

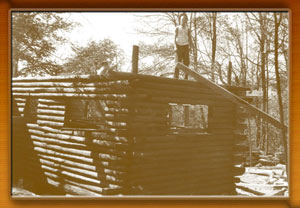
174;14;193;127
174;14;193;68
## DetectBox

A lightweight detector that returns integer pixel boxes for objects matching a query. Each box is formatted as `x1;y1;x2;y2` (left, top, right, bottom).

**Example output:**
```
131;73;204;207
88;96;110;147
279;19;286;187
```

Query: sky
56;12;164;72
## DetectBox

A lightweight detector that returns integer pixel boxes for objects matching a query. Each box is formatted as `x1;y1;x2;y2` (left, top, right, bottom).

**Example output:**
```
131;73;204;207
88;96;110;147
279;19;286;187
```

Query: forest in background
12;11;289;158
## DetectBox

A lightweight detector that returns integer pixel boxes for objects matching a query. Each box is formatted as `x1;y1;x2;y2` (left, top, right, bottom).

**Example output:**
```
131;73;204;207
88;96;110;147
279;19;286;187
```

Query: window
64;100;105;129
169;104;208;133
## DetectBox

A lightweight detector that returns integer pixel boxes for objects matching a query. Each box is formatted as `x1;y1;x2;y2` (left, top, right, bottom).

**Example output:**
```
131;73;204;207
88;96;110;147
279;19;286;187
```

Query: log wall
12;73;248;196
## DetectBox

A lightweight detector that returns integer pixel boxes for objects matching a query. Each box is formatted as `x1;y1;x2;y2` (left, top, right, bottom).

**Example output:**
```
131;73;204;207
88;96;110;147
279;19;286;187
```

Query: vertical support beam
132;45;139;74
174;66;179;78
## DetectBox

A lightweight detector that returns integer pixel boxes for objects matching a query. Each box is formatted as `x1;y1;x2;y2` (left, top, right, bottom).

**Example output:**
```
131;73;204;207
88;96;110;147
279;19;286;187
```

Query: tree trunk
259;13;267;152
211;12;217;82
193;13;198;71
274;12;288;165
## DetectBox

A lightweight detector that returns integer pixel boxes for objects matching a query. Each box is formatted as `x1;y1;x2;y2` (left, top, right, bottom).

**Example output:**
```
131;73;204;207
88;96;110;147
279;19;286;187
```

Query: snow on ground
236;164;288;196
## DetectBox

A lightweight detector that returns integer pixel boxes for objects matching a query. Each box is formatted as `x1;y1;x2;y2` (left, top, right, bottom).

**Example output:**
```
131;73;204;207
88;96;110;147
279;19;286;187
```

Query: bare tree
274;12;288;162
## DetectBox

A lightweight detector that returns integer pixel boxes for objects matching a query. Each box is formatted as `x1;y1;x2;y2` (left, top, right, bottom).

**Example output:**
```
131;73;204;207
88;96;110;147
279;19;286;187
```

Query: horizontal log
38;103;66;110
236;113;248;119
15;102;26;107
139;133;233;142
89;132;129;143
46;177;61;188
32;140;91;157
233;154;246;165
28;129;85;143
92;139;129;150
234;129;246;135
209;122;236;129
135;140;233;151
104;121;128;129
133;101;170;109
39;158;99;179
126;128;168;137
38;98;66;105
104;101;170;115
27;123;85;140
104;114;168;124
233;144;249;152
234;135;248;145
138;133;234;144
132;153;234;166
211;107;235;114
74;128;129;137
131;171;234;187
131;79;210;93
38;153;128;179
12;92;129;100
210;111;235;119
38;154;96;171
12;86;133;94
134;94;212;107
62;170;123;188
235;123;248;130
134;179;235;195
30;134;86;148
135;87;222;101
133;148;232;159
14;97;26;101
63;183;101;196
40;163;103;186
97;160;129;172
34;146;93;164
111;72;209;88
129;168;234;187
132;152;233;165
103;107;129;114
134;182;232;196
64;179;104;194
93;146;128;158
208;128;234;134
44;171;59;179
12;74;126;82
13;79;130;86
130;161;233;177
37;109;65;115
37;114;65;122
151;96;213;106
37;120;64;127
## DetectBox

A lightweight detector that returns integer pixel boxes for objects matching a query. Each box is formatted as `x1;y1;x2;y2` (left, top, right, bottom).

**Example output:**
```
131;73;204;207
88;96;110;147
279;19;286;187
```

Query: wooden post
174;67;179;78
132;45;139;74
227;61;232;86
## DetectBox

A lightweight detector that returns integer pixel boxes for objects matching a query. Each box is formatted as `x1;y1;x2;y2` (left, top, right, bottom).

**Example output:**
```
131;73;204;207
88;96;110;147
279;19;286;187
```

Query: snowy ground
236;164;288;196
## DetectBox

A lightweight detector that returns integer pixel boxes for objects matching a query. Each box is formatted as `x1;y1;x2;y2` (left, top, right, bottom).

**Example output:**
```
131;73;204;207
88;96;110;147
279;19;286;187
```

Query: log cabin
11;63;286;196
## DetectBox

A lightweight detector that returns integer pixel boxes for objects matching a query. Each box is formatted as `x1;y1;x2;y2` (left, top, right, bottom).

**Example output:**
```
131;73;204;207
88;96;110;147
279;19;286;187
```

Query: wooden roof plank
175;63;288;131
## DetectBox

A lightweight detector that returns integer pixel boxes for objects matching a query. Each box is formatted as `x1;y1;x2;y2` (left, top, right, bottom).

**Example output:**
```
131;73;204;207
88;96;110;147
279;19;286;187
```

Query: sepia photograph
11;10;289;198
